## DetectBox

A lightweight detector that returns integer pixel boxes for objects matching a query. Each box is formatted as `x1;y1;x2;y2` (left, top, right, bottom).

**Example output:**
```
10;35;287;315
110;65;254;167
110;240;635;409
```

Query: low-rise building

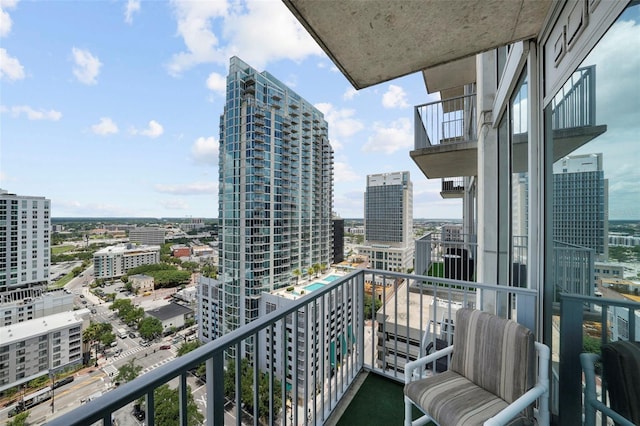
171;244;191;258
129;274;154;294
594;262;625;284
93;244;160;279
0;309;90;391
0;289;74;327
145;303;193;332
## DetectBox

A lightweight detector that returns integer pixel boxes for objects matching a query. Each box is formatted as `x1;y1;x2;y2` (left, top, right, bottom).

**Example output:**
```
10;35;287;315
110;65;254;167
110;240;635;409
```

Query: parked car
159;345;171;350
141;341;150;347
129;332;136;339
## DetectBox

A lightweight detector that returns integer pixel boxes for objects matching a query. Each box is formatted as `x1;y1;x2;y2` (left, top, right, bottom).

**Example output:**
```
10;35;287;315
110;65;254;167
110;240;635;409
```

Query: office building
217;56;334;342
553;153;608;260
0;309;90;391
93;244;160;279
128;227;165;246
358;172;414;272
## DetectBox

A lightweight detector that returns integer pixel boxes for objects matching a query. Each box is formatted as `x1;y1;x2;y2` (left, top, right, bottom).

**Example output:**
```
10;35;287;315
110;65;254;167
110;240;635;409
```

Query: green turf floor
336;373;429;426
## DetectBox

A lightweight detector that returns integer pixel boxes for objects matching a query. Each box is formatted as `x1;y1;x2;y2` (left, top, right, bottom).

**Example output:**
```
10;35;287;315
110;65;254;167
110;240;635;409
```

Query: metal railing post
558;294;584;425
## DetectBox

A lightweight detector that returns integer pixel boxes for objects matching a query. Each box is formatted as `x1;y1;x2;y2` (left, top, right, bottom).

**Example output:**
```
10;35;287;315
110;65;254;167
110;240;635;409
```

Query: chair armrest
484;383;547;426
404;345;454;384
581;352;636;426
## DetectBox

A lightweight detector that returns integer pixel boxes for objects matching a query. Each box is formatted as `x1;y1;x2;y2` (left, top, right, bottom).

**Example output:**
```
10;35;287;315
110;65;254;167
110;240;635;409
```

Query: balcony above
283;1;553;90
440;178;465;199
410;93;477;179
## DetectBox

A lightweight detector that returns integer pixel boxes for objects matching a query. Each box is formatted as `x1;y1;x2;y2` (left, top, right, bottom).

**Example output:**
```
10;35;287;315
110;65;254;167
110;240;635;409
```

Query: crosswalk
141;356;175;374
101;346;176;377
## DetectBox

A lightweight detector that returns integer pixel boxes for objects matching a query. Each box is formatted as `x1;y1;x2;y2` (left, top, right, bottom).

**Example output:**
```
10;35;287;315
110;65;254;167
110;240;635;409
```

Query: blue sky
0;0;459;219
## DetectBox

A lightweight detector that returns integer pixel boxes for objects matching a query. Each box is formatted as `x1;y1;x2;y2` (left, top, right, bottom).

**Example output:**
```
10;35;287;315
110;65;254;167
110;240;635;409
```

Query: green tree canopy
116;358;143;383
6;411;29;426
224;358;282;422
150;384;204;426
364;294;382;320
177;341;201;357
138;317;163;340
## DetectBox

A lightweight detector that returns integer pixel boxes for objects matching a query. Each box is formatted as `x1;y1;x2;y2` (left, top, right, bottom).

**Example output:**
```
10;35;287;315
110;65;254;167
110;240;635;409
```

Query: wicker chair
404;309;549;426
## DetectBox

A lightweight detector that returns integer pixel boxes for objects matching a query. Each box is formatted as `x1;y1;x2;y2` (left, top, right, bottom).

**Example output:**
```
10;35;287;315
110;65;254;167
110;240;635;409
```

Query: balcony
412;66;606;179
410;93;478;179
440;177;465;199
47;269;547;426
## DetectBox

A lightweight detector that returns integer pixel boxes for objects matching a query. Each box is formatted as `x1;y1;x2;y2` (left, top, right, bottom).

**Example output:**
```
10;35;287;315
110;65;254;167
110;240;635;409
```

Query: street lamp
49;370;56;413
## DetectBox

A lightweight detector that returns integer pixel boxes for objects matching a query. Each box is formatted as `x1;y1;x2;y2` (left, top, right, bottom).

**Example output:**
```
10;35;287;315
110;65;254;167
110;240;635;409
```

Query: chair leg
404;395;413;426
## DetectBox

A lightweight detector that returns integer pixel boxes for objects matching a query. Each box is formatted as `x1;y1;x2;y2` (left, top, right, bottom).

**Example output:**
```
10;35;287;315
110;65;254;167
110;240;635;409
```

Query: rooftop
145;302;192;321
0;308;90;346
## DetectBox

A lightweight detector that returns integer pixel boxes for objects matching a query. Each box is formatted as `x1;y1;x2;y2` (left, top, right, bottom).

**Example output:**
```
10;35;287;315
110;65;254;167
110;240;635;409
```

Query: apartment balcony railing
440;177;465;198
415;232;478;282
414;93;477;150
47;269;537;426
552;240;595;302
557;293;640;425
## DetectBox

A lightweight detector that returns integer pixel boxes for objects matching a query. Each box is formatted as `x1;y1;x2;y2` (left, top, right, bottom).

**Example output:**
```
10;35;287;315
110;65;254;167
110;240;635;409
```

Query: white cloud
55;200;130;217
160;199;189;210
343;87;358;101
382;84;409;109
314;102;364;142
72;47;102;85
0;0;17;37
0;48;24;80
155;181;217;195
191;136;219;165
91;117;119;135
8;105;62;121
362;118;413;154
333;161;359;183
131;120;164;138
167;0;322;76
206;71;226;94
124;0;140;24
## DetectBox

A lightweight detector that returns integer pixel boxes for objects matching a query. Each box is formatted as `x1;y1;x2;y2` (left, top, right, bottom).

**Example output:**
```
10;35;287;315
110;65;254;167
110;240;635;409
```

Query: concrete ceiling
284;0;553;90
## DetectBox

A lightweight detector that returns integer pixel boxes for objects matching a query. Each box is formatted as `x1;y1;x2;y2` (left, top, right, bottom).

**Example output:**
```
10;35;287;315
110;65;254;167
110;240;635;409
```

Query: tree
138;384;204;426
307;265;315;280
138;317;163;340
202;263;218;278
319;263;327;273
116;358;143;383
364;294;382;320
177;341;201;357
83;322;115;365
313;263;321;277
224;358;283;422
6;411;29;426
292;268;302;285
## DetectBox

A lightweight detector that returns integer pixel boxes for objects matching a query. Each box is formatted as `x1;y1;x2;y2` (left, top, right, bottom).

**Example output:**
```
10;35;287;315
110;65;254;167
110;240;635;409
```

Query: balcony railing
414;93;477;150
552;240;595;302
558;293;640;425
48;269;538;426
415;232;477;282
551;65;596;130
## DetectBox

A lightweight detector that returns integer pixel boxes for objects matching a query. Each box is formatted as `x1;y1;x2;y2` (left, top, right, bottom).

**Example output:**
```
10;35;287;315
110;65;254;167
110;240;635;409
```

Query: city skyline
0;0;463;220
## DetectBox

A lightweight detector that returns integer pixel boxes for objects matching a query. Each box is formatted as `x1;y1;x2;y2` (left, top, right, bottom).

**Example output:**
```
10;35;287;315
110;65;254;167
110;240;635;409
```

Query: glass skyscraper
218;57;334;342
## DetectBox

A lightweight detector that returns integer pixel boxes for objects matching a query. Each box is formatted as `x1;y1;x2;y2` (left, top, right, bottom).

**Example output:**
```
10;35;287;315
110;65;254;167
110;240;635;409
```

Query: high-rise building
93;244;160;279
0;189;50;299
217;57;334;341
358;172;414;272
553;153;608;260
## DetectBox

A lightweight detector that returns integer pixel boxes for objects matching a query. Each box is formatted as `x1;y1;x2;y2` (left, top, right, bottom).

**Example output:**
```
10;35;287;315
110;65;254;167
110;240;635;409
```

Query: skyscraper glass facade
218;57;334;339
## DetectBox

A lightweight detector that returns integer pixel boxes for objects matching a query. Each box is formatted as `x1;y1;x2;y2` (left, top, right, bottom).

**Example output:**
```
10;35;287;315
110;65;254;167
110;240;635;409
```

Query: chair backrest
450;309;535;404
601;340;640;424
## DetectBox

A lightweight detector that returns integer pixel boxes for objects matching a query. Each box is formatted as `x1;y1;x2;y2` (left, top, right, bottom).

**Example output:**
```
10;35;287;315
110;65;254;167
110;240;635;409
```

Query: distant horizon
49;217;640;223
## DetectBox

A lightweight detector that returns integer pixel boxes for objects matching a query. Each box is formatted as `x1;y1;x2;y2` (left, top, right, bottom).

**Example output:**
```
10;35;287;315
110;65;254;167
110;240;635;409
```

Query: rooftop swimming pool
303;282;326;292
323;274;341;282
